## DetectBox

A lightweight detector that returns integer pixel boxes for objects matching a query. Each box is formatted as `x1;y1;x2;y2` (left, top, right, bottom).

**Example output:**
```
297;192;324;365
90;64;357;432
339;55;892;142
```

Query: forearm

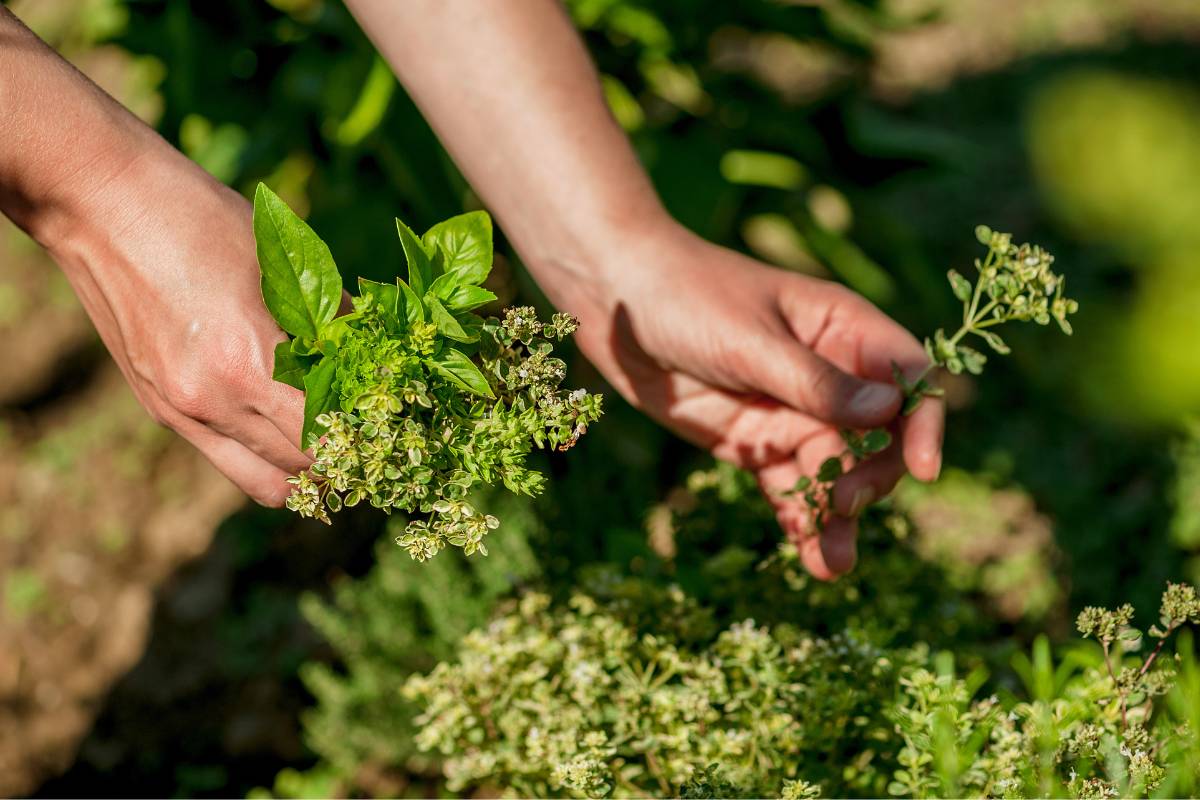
344;0;675;319
0;8;166;249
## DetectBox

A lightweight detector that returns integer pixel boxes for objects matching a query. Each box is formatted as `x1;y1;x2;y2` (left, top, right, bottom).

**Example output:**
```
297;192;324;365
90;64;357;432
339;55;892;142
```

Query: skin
0;2;942;580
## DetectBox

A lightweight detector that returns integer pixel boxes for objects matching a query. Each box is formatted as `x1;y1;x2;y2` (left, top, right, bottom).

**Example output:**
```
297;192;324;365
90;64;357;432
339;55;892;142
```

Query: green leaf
426;295;476;342
396;218;433;296
272;341;315;390
253;183;343;339
443;285;497;313
396;278;424;327
960;346;987;375
301;356;338;448
274;341;315;389
431;348;495;398
817;457;843;483
421;210;493;287
947;269;973;303
358;277;399;318
861;429;892;455
977;329;1010;354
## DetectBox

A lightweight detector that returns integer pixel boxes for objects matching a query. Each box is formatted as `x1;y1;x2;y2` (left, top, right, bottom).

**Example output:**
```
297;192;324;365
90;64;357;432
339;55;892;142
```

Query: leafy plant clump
791;226;1080;524
252;184;603;559
404;581;1200;799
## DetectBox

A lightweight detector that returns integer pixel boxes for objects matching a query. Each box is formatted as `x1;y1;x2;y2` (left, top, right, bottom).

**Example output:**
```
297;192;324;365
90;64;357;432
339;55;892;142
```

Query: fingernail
849;487;875;516
850;383;897;417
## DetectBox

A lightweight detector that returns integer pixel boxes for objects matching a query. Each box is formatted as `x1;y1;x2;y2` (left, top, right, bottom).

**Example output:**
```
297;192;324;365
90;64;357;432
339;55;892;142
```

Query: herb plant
790;226;1080;524
252;184;603;559
403;579;1200;799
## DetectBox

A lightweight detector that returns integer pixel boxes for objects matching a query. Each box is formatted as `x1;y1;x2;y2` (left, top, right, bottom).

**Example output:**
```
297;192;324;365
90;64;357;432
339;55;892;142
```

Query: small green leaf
253;183;343;339
422;210;492;286
977;329;1010;354
272;340;315;390
426;295;476;342
947;269;973;303
444;285;497;313
301;356;338;448
358;277;399;321
861;429;892;455
960;346;986;375
396;218;433;296
396;278;424;327
817;457;843;482
431;348;495;398
974;224;993;246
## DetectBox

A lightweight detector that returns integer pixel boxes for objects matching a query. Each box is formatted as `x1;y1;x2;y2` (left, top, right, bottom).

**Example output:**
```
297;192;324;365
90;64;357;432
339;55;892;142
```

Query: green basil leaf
427;271;461;302
358;276;401;333
254;183;343;339
291;337;321;356
396;278;424;327
396;217;433;296
444;285;497;313
421;210;492;286
272;340;316;390
426;295;476;342
301;356;339;448
431;348;495;398
816;457;843;482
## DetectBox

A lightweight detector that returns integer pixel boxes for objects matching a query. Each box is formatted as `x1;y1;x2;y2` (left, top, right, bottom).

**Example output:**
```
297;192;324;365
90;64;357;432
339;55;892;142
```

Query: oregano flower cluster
406;580;1200;799
790;226;1080;526
252;183;602;560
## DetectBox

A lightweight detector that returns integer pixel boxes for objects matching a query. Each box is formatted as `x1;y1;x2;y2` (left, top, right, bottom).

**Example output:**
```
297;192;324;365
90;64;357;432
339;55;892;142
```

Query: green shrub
404;578;1200;799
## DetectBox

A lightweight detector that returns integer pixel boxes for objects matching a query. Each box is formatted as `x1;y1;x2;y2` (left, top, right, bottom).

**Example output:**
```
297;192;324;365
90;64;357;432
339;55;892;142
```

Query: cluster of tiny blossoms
927;225;1079;376
404;590;908;798
406;580;1200;798
285;304;602;560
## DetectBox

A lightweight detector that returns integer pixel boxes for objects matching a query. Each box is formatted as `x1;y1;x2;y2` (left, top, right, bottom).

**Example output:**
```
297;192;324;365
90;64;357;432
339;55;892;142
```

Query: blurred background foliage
2;0;1200;796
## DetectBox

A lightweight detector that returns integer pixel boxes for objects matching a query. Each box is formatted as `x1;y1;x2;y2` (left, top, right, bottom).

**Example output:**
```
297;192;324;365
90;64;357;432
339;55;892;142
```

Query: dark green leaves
273;341;315;390
431;348;495;398
817;457;843;482
301;356;338;447
422;211;492;286
254;183;343;339
426;295;475;342
396;218;433;296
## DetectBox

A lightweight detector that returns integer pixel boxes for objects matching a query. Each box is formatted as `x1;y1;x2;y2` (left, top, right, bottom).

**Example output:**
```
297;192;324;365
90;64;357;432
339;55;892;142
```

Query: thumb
749;338;901;428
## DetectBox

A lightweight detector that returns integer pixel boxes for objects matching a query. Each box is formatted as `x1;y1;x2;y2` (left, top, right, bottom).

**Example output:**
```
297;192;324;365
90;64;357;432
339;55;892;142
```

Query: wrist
517;204;693;329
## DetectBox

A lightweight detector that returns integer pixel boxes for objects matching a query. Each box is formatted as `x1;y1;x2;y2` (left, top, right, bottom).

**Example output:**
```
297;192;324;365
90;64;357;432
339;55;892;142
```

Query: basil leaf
301;356;339;448
396;217;433;296
427;271;461;302
396;278;424;327
431;348;495;398
253;183;342;339
444;285;497;313
426;295;476;342
358;276;400;332
273;340;316;390
421;210;492;287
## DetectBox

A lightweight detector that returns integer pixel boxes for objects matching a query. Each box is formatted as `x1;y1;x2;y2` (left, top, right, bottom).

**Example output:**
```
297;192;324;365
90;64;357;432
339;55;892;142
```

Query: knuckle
162;377;214;421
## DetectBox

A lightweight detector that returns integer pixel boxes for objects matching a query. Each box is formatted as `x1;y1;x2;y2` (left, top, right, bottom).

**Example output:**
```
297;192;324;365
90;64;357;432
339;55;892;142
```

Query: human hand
557;221;944;579
41;144;312;506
